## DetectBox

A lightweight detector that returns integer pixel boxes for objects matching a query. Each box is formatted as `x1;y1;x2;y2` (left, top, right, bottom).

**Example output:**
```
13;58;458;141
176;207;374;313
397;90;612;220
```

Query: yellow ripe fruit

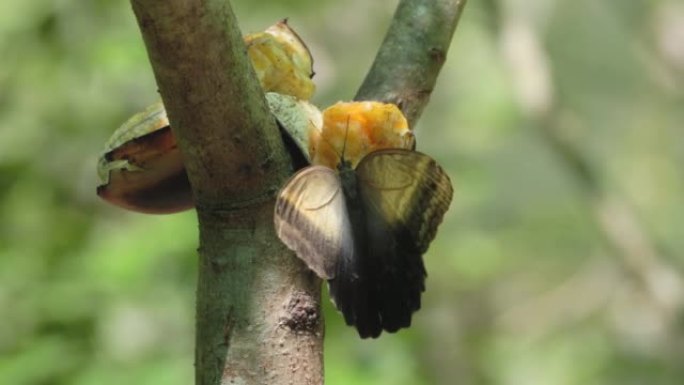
312;101;415;169
245;20;315;100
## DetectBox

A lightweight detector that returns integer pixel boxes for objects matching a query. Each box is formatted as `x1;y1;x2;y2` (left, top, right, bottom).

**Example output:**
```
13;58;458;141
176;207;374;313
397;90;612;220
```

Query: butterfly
274;146;453;338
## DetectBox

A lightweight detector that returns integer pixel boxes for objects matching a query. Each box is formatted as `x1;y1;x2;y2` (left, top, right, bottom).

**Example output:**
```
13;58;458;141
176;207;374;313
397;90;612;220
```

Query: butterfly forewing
356;149;454;253
274;166;354;280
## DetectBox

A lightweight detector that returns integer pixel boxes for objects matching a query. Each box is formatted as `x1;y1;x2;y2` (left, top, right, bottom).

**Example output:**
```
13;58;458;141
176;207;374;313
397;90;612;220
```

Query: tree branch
355;0;468;127
129;1;323;384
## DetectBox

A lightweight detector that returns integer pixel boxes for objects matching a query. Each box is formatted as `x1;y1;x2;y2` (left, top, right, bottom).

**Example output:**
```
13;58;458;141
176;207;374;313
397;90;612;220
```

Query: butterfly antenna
341;115;350;163
319;130;342;160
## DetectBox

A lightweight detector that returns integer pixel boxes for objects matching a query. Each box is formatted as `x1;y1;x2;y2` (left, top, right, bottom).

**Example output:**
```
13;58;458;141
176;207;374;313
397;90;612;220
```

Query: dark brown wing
352;149;453;336
274;166;354;280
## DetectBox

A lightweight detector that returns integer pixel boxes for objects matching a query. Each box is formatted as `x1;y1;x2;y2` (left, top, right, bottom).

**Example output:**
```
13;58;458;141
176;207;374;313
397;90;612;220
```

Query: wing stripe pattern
274;166;353;280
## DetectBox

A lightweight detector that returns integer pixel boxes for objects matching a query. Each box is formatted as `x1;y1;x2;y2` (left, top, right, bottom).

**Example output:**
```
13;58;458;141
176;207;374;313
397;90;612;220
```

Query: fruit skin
97;21;317;214
96;101;193;214
265;93;322;166
245;20;315;101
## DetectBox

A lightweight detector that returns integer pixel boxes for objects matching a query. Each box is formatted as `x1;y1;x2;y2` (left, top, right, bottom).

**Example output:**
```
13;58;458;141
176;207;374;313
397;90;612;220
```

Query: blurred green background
2;0;683;384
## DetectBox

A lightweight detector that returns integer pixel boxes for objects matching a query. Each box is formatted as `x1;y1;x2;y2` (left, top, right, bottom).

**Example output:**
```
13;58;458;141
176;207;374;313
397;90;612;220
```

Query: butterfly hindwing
355;149;453;335
274;166;354;280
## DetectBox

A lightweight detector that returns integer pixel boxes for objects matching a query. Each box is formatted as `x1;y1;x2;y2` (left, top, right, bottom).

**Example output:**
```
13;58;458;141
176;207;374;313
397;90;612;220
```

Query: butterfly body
332;158;381;337
275;149;452;338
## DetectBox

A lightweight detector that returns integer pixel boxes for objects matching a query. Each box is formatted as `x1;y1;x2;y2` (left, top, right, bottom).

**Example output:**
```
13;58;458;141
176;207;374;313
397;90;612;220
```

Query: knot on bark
280;291;320;334
428;47;446;64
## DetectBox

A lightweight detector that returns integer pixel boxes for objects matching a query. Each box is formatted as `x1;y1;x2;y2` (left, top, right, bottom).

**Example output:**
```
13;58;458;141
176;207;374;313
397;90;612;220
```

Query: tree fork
129;0;467;383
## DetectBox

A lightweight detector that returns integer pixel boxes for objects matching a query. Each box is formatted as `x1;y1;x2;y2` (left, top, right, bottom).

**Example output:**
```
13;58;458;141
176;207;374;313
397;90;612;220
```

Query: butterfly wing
274;166;353;280
356;149;453;252
354;149;453;334
275;150;453;338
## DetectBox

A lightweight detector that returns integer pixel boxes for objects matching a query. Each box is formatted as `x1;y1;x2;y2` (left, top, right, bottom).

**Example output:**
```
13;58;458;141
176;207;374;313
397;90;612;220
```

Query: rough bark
129;0;468;384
